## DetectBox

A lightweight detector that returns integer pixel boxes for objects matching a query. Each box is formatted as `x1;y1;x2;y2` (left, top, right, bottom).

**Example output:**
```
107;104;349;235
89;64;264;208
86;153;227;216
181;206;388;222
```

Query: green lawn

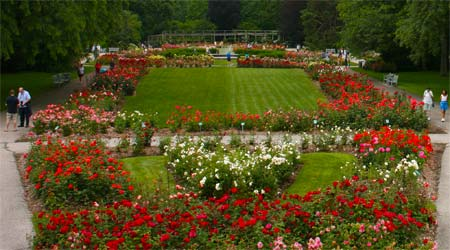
286;152;355;195
121;156;174;194
124;67;326;126
352;68;449;97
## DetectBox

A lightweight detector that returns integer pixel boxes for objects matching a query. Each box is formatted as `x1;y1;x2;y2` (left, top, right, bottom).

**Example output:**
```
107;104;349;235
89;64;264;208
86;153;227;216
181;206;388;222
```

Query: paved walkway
0;70;448;249
0;74;92;250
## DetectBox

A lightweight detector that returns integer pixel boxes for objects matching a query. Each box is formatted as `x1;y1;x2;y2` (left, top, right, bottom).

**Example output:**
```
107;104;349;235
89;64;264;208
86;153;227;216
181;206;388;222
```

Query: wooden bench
53;73;71;87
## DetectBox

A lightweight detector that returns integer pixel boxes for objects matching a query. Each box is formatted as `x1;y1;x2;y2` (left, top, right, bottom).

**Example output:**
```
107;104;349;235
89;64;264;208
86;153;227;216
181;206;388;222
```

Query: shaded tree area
301;0;339;50
239;0;281;30
395;0;449;76
1;0;130;72
280;0;306;45
207;0;241;31
337;0;416;70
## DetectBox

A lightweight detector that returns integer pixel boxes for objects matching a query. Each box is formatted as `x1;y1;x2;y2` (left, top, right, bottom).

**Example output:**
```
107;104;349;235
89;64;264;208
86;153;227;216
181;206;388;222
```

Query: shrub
25;137;133;208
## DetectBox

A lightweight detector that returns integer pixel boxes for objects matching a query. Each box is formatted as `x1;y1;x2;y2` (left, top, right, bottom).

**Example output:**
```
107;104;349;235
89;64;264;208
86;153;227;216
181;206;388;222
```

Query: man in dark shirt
5;89;19;131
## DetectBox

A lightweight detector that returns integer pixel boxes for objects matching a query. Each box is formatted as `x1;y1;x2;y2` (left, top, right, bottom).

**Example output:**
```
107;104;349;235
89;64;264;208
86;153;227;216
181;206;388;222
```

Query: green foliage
301;0;340;50
1;0;126;71
395;0;449;75
207;0;241;30
107;10;142;48
240;0;281;30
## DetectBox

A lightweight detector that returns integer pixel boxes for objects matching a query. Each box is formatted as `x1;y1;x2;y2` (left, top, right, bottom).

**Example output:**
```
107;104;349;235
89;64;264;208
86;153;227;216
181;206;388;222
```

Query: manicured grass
286;152;355;195
353;68;449;97
121;156;174;193
124;67;326;126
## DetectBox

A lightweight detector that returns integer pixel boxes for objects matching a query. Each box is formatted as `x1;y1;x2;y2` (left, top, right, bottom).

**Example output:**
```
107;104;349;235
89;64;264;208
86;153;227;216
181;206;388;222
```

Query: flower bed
237;57;304;68
33;177;435;249
147;54;213;68
26;137;133;208
166;138;300;197
32;104;115;136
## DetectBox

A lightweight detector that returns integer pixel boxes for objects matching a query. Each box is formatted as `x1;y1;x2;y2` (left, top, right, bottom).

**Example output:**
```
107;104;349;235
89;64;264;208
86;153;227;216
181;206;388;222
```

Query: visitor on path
95;61;101;75
77;63;85;82
423;88;434;121
440;89;448;122
296;44;300;52
17;87;31;128
226;52;231;66
5;89;19;132
110;60;115;71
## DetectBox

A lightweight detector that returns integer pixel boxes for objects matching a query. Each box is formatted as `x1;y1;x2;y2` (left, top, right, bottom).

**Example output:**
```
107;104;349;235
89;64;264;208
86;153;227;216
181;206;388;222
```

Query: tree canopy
1;0;448;74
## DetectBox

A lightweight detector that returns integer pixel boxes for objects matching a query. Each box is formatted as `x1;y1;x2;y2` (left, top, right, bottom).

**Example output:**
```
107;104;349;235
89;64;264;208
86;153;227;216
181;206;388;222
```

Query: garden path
350;69;450;249
0;70;448;248
0;73;93;249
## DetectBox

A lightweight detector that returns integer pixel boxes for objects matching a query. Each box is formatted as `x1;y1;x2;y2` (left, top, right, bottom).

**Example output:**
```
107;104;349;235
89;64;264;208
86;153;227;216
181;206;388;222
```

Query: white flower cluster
166;137;300;195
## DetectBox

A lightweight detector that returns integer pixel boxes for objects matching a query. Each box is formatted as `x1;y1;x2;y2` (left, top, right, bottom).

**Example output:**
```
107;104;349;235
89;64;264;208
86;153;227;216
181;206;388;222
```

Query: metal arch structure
147;30;281;46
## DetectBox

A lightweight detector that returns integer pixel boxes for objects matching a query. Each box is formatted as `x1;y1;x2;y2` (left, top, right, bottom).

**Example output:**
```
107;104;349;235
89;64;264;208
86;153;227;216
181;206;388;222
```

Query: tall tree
280;0;307;45
207;0;241;30
1;0;126;71
396;0;449;76
337;0;412;68
240;0;281;30
301;0;340;50
129;0;174;39
107;10;142;47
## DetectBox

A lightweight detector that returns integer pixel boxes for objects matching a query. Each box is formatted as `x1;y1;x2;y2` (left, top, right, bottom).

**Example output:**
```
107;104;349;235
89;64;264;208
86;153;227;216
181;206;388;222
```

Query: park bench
384;73;399;86
53;72;71;87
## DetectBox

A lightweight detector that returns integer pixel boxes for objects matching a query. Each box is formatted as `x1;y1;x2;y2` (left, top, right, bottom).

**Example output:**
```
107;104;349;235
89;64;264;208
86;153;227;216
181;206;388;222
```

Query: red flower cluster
237;57;304;68
34;177;434;249
354;126;433;162
166;105;313;132
26;137;132;208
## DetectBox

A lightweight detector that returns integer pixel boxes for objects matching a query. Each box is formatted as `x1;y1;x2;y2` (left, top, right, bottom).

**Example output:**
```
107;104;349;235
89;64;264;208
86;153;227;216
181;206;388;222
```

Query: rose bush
33;177;435;249
25;136;133;208
165;137;301;197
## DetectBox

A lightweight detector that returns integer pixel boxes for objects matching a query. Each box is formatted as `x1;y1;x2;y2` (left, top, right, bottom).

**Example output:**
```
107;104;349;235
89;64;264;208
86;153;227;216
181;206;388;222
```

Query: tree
301;0;340;50
129;0;174;39
396;0;449;76
107;10;142;47
280;0;307;45
1;0;127;72
240;0;281;30
337;0;413;69
207;0;241;30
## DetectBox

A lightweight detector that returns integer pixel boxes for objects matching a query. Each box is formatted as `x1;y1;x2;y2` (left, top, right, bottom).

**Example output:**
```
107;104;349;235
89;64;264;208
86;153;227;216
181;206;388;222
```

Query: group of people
4;87;32;132
423;88;448;122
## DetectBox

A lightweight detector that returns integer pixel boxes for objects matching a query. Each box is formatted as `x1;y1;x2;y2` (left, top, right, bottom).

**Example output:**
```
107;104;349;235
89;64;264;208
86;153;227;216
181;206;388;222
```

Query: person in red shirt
95;61;101;75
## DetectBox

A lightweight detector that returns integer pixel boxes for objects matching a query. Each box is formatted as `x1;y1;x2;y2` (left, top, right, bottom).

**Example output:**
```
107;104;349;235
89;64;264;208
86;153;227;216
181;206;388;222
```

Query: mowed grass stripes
124;67;326;125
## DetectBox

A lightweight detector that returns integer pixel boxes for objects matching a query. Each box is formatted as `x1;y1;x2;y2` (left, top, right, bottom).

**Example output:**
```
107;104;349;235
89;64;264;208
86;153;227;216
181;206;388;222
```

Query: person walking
423;88;434;121
95;61;101;75
17;87;31;128
440;89;448;122
77;63;85;82
4;89;19;132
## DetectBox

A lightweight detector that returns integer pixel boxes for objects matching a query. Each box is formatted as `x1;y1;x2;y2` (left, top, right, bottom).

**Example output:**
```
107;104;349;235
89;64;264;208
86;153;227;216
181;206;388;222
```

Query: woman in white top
440;90;448;122
423;88;434;120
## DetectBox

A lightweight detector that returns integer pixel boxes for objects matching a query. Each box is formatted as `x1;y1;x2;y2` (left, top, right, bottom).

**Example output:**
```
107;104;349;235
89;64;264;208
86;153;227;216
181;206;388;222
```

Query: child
423;88;433;121
440;89;448;122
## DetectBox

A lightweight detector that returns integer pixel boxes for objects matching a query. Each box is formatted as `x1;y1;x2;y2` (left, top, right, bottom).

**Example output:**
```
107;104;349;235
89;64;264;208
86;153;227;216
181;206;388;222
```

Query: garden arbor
147;30;281;45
